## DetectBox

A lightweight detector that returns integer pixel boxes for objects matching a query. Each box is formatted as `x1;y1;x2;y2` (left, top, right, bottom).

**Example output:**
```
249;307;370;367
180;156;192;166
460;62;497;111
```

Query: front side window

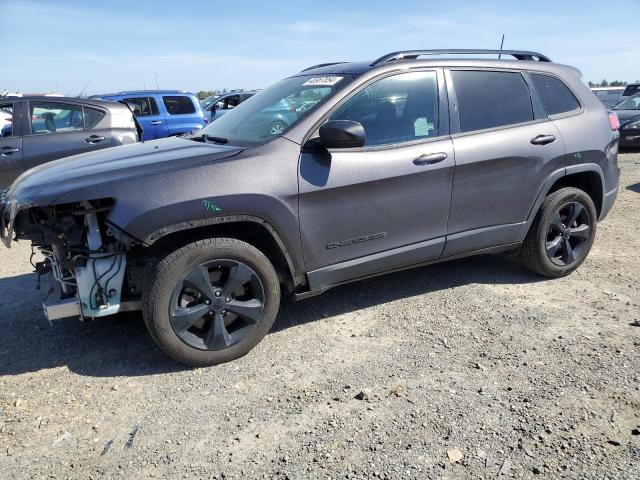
193;74;353;146
330;71;439;147
0;103;13;137
452;70;534;133
124;97;158;117
30;102;84;134
163;95;196;115
531;73;580;115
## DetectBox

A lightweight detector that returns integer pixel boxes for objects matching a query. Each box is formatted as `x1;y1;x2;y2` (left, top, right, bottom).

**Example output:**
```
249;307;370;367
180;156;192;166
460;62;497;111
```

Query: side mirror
319;120;365;149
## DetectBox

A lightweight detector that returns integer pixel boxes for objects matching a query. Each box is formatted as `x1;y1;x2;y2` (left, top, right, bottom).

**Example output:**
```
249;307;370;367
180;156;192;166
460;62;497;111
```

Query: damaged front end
2;197;141;321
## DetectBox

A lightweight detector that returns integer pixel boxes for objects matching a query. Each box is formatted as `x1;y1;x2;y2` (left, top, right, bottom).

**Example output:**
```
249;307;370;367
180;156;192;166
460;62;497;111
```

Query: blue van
92;90;207;141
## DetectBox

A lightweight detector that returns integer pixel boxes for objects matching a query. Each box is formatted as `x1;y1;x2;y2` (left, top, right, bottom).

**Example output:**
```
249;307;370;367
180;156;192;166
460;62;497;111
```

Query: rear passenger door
22;101;115;171
161;95;199;136
444;69;565;256
123;96;167;141
0;100;24;187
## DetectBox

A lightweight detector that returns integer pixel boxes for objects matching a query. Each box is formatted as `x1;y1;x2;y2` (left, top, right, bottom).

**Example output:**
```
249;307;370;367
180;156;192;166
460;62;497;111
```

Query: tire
520;187;597;278
142;238;280;367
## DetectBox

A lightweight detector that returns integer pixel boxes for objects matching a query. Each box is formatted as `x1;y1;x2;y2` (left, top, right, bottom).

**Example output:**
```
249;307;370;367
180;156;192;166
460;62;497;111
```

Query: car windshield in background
612;94;640;110
192;74;353;146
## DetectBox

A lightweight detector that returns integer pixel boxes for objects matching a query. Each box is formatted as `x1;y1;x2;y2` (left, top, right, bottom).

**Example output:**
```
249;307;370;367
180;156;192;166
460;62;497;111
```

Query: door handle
0;147;19;156
85;135;105;144
413;152;448;165
530;134;556;145
149;120;162;125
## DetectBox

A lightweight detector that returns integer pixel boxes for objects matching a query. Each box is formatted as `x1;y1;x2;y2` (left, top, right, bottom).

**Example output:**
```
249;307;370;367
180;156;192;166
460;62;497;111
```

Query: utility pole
154;72;159;89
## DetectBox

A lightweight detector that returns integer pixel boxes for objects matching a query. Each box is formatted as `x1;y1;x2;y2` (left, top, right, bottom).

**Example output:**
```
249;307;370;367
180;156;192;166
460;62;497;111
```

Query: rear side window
30;102;84;134
124;97;158;116
162;95;196;115
83;107;105;129
530;74;580;115
451;70;534;132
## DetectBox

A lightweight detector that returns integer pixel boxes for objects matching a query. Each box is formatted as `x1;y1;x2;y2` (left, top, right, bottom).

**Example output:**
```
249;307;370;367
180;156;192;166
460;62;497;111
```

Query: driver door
298;69;455;289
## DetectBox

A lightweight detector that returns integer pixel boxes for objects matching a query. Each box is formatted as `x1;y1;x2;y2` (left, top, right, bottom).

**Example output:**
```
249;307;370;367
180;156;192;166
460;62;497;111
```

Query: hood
6;137;243;207
612;109;640;125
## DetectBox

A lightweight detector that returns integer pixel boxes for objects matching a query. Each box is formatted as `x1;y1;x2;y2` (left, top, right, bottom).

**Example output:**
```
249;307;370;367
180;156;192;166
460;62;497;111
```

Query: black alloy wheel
169;259;265;351
545;201;592;267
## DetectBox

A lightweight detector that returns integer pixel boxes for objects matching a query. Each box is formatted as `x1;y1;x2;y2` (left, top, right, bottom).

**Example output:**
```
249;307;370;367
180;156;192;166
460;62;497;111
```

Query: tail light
608;112;620;131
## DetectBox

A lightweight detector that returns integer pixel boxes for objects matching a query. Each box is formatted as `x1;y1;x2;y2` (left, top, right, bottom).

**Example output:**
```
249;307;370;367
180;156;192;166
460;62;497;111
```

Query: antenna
498;34;505;59
78;80;92;98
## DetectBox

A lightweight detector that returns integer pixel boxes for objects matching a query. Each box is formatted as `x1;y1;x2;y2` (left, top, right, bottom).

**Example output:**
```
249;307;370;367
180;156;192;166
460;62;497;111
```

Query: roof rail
371;49;551;66
300;62;348;72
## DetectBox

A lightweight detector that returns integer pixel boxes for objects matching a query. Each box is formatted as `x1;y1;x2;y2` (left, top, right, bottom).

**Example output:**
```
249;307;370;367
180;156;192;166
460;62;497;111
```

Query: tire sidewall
144;239;280;366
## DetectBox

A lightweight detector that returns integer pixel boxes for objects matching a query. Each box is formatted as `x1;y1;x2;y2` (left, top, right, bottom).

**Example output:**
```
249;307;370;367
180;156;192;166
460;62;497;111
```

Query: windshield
192;74;353;146
612;94;640;110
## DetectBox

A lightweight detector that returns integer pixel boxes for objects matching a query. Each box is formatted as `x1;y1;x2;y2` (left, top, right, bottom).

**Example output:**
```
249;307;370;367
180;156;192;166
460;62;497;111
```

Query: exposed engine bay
8;199;142;321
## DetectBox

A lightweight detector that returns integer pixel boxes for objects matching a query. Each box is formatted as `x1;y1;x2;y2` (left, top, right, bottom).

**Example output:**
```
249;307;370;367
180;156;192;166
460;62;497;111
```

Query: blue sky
1;0;638;95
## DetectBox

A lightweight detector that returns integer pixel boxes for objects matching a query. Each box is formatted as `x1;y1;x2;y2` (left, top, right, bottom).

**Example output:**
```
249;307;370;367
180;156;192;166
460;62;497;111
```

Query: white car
0;104;12;137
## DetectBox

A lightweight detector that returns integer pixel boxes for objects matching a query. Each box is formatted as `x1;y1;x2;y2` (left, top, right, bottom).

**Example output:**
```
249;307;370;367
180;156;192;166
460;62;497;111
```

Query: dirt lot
1;152;639;480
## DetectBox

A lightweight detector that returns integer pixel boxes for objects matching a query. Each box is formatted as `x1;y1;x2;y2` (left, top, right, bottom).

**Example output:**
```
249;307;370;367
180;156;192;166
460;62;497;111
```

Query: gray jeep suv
0;49;620;366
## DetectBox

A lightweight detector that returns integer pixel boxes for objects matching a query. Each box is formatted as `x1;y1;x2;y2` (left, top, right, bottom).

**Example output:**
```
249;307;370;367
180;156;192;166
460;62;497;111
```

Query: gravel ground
1;152;639;480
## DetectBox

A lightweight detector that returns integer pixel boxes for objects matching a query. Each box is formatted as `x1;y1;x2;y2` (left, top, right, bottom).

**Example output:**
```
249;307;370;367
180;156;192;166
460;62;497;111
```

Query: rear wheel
143;238;280;367
520;187;597;278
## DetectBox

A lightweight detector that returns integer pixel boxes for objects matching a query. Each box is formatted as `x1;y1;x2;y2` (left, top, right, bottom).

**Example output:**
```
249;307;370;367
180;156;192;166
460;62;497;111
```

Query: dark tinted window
124;97;158;116
623;84;640;96
330;71;439;146
452;70;534;132
531;74;580;115
162;95;196;115
83;107;105;129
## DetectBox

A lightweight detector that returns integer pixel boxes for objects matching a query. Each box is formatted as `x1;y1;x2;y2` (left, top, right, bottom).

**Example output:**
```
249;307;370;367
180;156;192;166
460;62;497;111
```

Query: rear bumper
600;181;619;221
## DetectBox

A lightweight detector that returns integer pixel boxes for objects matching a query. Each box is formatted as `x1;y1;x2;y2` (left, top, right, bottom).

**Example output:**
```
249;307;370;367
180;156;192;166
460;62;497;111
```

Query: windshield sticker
303;76;344;86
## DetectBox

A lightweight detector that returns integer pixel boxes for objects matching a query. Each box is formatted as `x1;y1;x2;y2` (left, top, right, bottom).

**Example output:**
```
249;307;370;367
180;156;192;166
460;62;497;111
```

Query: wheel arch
142;215;306;293
515;164;605;242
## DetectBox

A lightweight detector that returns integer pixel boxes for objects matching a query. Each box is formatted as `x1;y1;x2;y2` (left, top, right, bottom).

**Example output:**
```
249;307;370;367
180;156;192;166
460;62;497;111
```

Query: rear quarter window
530;73;580;115
83;107;105;129
451;70;534;133
162;96;196;115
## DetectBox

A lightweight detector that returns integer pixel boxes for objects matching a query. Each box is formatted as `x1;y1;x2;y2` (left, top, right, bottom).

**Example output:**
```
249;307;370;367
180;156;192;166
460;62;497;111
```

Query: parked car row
91;90;207;141
0;96;140;187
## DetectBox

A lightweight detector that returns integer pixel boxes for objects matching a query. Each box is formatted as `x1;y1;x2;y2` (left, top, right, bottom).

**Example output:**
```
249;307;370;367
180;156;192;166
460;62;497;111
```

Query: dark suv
1;50;620;366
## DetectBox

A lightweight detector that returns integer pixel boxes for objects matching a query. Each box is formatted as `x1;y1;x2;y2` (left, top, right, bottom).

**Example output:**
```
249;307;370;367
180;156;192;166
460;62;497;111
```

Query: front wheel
520;187;597;278
142;238;281;367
